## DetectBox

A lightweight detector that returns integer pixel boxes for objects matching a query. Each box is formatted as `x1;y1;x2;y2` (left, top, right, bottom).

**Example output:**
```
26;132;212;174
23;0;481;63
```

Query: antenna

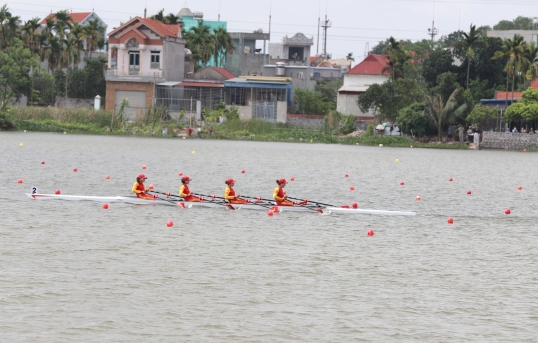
427;1;438;42
218;0;221;21
364;42;370;58
321;1;331;57
316;1;320;55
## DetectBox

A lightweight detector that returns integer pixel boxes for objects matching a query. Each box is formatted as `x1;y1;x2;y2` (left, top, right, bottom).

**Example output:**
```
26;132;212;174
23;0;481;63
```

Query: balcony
105;68;165;83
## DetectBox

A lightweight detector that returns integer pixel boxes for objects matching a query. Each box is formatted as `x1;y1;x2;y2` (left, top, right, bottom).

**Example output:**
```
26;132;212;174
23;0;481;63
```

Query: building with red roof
40;11;107;28
105;16;186;118
337;53;390;119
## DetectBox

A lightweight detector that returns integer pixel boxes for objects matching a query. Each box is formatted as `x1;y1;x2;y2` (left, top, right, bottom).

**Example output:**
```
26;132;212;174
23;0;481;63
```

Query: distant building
337;53;390;119
106;17;185;119
269;33;314;66
177;6;226;67
225;31;273;77
262;64;343;91
487;30;538;44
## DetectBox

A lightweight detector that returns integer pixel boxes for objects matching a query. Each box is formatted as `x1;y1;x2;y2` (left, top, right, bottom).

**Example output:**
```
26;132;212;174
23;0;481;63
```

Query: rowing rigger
25;193;416;216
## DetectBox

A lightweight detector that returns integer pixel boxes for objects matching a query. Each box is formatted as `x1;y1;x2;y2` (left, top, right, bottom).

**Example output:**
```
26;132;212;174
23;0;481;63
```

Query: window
151;51;160;69
533;34;538;44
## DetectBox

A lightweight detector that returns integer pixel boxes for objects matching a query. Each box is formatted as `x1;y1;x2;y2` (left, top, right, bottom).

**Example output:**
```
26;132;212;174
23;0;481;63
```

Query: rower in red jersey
224;178;248;204
179;176;202;202
132;174;156;200
273;178;307;206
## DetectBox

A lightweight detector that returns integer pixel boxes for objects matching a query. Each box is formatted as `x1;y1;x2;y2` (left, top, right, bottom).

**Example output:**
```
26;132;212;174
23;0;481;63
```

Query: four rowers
133;174;305;206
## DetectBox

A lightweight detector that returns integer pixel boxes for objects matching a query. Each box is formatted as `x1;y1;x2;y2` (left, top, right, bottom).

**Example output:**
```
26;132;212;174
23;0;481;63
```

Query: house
337;53;390;118
225;30;273;77
224;76;293;123
480;79;538;109
487;30;538;44
39;11;108;69
269;33;314;66
262;64;343;91
106;16;185;119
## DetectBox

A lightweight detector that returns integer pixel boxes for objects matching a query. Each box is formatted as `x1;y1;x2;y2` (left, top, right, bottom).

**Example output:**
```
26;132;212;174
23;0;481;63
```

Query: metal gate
254;101;277;122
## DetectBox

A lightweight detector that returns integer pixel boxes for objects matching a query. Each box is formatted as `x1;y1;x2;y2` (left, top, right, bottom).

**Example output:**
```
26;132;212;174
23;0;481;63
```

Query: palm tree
151;9;166;22
164;13;181;25
79;18;104;60
382;37;409;81
42;36;63;71
493;34;528;107
21;18;41;56
53;10;73;40
423;88;468;141
462;24;479;89
523;41;538;83
185;21;215;68
213;27;234;67
0;5;21;49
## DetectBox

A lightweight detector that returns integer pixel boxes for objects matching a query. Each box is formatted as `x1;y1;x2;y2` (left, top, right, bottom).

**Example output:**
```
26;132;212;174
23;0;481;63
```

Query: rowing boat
25;193;416;216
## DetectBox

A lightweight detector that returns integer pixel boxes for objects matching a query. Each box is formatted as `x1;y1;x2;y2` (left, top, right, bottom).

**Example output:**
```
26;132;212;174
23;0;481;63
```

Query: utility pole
321;15;331;57
427;21;438;42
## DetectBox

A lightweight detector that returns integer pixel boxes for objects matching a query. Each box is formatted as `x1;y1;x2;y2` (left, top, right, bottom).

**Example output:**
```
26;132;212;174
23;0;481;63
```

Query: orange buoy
103;204;109;210
17;179;23;184
416;196;421;200
149;185;154;190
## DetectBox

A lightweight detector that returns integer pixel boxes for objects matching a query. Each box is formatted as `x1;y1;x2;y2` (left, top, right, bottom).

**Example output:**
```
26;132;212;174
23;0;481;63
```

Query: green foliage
204;101;239;122
493;16;534;31
397;102;432;137
504;88;538;122
0;39;38;112
341;114;357;134
423;88;468;140
466;106;498;124
294;88;331;115
323;111;340;134
358;78;424;122
421;48;456;86
314;78;343;108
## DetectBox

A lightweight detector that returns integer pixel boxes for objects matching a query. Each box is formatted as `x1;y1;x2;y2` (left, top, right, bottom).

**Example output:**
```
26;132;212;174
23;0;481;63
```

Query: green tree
314;78;343;108
293;88;331;115
358;78;423;122
504;88;538;123
423;88;468;141
20;18;41;57
466;105;498;124
397;102;432;137
462;24;480;89
0;40;38;112
421;48;456;86
382;37;410;81
441;30;464;47
493;34;528;105
213;27;234;67
184;21;216;68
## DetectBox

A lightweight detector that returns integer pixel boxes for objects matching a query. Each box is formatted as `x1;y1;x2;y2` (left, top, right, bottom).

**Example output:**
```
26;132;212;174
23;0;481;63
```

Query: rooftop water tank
276;62;285;76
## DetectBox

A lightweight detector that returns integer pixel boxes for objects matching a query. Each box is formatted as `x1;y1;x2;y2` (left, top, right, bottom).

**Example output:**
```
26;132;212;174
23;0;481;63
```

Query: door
115;90;146;121
254;101;277;123
129;51;140;75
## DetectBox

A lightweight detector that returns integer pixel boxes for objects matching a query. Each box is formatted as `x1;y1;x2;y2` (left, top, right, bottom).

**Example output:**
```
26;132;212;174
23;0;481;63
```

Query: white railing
106;68;163;78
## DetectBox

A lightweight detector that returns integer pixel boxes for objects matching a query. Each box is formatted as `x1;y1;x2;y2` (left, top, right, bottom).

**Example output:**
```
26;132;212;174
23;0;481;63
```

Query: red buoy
449;178;453;182
467;190;472;195
149;185;154;190
416;196;421;200
166;221;174;227
290;177;295;181
41;161;45;165
17;179;23;184
350;186;355;191
505;209;511;215
103;204;109;210
55;190;61;194
367;230;374;236
400;181;405;186
352;202;358;209
344;174;349;177
267;210;274;216
73;167;78;172
105;175;110;180
241;169;245;174
518;186;522;191
142;165;147;170
448;218;454;224
178;172;183;176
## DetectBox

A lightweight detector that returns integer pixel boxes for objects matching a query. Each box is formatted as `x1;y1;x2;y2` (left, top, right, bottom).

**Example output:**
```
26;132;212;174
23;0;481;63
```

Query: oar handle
287;196;335;207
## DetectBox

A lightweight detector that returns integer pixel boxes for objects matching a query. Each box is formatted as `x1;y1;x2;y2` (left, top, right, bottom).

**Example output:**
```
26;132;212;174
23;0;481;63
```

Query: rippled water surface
1;132;538;342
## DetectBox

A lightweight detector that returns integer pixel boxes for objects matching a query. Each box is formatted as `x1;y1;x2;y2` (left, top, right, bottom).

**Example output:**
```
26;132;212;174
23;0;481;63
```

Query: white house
336;53;390;118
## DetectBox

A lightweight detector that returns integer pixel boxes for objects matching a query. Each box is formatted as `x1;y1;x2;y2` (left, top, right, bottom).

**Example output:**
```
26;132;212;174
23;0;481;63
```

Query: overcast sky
8;0;538;63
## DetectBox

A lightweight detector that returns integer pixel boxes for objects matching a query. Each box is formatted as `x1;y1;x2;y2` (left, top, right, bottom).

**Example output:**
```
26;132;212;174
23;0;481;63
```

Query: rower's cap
278;178;287;184
138;174;147;179
181;176;192;182
225;178;236;184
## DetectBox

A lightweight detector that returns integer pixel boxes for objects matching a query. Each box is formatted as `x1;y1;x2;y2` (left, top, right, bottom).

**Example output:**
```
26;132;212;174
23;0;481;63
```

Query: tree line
358;21;538;140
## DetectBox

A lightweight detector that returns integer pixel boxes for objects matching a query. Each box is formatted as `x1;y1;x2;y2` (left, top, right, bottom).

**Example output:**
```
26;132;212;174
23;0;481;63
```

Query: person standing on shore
458;124;465;143
180;176;202;202
224;179;248;204
132;174;156;200
447;126;453;142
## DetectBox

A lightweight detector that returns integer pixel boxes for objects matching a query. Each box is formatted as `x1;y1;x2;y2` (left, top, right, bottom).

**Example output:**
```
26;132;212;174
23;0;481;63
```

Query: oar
191;192;280;212
286;196;349;209
150;190;237;210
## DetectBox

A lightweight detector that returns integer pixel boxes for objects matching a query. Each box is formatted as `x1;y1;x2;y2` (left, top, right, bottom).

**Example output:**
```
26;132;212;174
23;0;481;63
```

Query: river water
1;132;537;342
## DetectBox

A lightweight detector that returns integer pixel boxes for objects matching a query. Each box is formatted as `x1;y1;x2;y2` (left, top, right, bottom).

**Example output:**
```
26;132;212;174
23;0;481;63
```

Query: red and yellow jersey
225;186;236;200
132;181;147;194
273;186;286;201
180;184;191;198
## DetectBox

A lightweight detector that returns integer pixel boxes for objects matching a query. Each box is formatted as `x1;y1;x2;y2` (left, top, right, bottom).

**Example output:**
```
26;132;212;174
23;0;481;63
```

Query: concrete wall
236;101;253;120
277;101;287;123
287;114;325;129
225;53;275;76
163;38;186;81
105;81;154;111
55;97;96;109
481;131;538;149
337;93;364;116
487;30;538;44
343;74;389;86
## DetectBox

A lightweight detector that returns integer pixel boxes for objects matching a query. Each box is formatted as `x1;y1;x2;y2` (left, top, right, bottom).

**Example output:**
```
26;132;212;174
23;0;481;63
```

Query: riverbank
6;107;470;149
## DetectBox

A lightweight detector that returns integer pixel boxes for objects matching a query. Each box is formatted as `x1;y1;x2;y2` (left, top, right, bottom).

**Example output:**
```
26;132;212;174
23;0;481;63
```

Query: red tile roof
347;53;389;75
495;91;522;100
40;12;92;25
213;67;235;79
136;17;180;37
